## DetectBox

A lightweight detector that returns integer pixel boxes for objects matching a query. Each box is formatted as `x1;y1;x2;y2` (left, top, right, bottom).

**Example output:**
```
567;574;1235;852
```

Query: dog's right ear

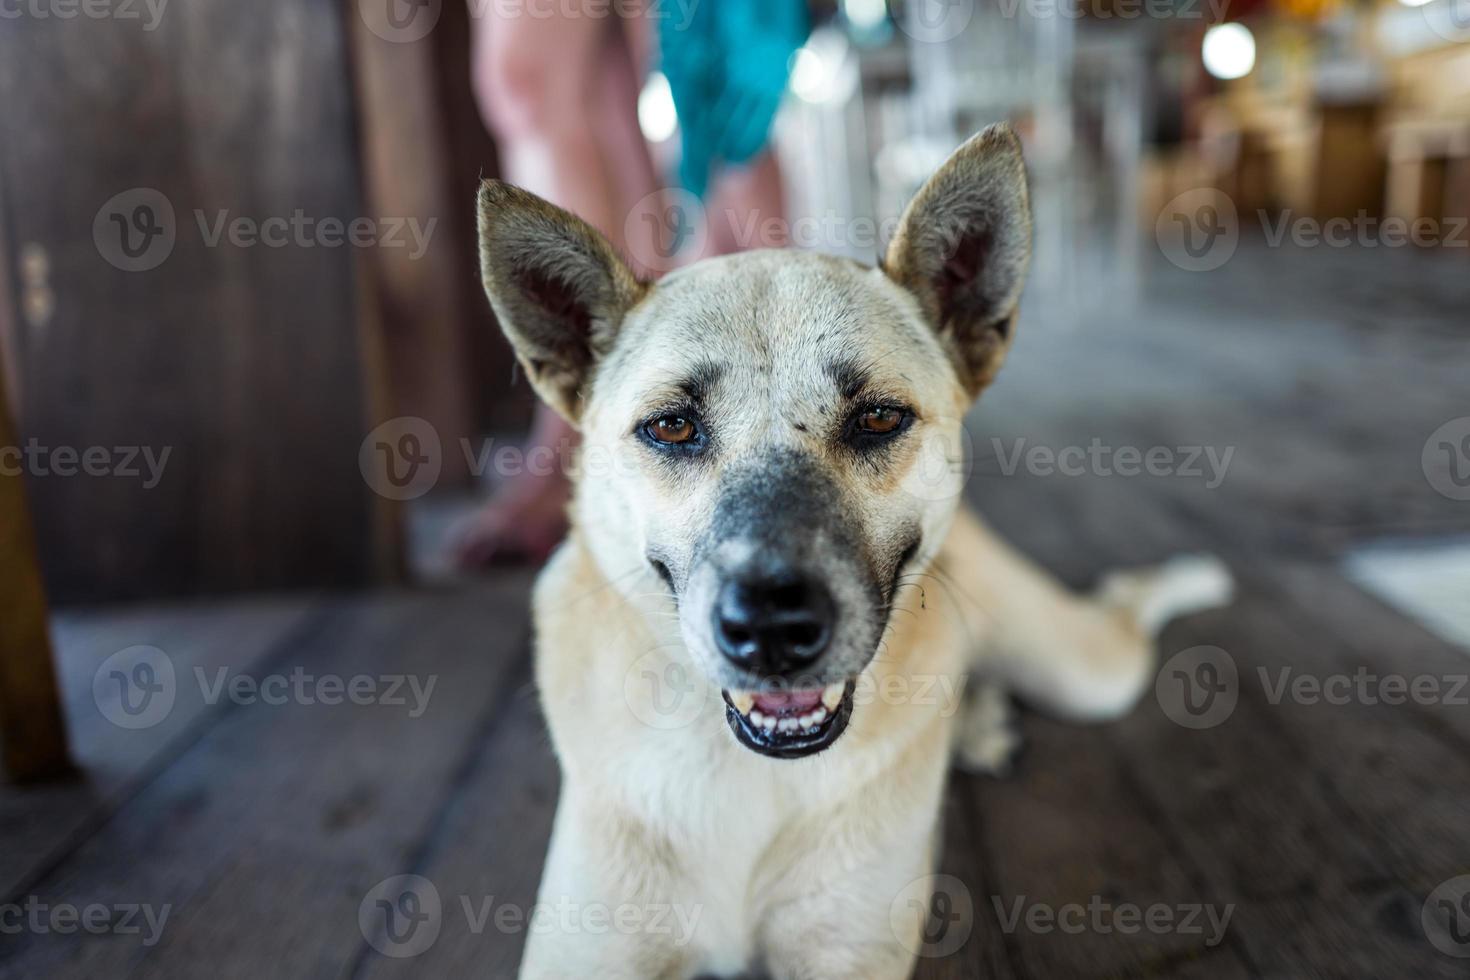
882;124;1031;399
477;180;647;423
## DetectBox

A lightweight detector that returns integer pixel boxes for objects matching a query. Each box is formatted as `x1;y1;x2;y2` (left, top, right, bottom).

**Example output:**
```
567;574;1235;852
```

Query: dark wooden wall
0;0;462;602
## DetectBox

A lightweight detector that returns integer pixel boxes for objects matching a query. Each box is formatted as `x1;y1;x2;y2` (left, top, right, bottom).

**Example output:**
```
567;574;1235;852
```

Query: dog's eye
857;407;906;435
646;415;697;444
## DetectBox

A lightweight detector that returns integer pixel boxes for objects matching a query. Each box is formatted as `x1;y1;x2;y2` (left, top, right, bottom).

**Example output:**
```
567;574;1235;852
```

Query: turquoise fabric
659;0;810;198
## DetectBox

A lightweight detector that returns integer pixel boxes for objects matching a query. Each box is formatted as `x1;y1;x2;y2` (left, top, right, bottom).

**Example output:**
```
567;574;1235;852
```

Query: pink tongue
753;688;823;714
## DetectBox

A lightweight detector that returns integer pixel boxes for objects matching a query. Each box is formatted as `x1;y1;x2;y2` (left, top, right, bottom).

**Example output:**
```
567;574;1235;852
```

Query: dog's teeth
730;691;756;714
800;712;817;730
821;683;844;711
750;710;766;726
778;718;798;733
812;707;828;725
761;715;777;732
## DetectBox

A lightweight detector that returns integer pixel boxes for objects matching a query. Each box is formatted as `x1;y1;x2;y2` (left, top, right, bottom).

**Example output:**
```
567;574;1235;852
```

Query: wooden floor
4;242;1469;979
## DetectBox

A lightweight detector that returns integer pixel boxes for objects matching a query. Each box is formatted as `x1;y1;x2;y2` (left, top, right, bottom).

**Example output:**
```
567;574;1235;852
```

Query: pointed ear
477;180;647;422
883;124;1032;398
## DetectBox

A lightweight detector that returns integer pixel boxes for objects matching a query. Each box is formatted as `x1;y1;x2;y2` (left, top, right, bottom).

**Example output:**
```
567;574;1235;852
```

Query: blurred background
1;0;1468;977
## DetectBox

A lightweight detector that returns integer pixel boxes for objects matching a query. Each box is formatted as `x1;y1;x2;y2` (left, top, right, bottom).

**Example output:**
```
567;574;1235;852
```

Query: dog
476;124;1232;979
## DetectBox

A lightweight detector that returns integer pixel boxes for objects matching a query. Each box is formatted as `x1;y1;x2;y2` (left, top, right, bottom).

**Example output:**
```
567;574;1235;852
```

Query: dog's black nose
713;573;834;676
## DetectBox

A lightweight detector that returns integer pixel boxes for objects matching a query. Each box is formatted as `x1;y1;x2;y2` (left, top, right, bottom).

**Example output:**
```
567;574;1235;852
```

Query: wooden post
0;367;72;781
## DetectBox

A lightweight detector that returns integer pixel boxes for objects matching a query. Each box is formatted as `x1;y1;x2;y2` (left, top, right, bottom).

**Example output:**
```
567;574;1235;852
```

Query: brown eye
857;407;905;434
647;415;697;444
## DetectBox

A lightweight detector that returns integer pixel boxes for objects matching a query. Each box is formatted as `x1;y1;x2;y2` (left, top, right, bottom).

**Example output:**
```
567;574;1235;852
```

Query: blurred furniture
1380;42;1470;243
1313;97;1386;220
778;9;1145;327
1384;119;1470;239
0;358;71;782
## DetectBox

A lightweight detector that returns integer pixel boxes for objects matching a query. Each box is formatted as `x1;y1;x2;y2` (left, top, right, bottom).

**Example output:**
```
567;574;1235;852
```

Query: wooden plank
346;5;475;487
978;467;1469;976
959;717;1252;979
0;364;70;782
0;597;318;898
1118;604;1467;979
0;575;532;979
353;668;555;978
909;789;1018;980
1267;561;1470;745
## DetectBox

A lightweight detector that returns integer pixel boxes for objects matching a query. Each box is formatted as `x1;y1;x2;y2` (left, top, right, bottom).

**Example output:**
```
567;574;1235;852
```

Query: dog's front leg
757;893;923;980
518;788;698;980
754;786;945;980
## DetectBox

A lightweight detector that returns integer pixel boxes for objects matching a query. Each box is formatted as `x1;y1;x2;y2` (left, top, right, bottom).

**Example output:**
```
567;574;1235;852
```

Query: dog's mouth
720;681;856;760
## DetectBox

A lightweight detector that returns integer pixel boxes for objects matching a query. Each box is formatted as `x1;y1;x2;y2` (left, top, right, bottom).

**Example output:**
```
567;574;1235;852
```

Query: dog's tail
1094;553;1235;638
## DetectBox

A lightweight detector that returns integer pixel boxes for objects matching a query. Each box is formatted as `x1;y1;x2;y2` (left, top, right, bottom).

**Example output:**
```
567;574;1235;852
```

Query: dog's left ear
477;180;647;423
883;123;1032;398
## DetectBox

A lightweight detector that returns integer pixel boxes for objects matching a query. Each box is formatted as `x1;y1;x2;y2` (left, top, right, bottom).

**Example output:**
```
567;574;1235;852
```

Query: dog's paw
953;683;1022;777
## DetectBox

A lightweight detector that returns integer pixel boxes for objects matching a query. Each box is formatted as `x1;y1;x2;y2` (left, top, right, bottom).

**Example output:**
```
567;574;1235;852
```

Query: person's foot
447;469;571;569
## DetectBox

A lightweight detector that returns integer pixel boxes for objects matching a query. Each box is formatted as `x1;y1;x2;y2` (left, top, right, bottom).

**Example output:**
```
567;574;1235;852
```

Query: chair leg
0;373;71;782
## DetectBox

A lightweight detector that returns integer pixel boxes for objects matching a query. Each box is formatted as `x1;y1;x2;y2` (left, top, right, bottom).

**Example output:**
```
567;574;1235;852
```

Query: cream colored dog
476;125;1231;980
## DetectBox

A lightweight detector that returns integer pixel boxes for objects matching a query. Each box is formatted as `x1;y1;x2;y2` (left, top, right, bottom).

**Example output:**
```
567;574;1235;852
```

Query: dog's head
478;125;1030;759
